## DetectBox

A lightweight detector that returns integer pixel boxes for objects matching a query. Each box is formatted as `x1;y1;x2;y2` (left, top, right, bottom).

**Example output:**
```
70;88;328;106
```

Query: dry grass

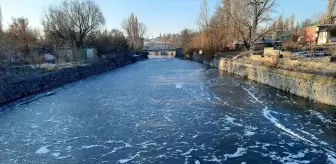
225;49;336;77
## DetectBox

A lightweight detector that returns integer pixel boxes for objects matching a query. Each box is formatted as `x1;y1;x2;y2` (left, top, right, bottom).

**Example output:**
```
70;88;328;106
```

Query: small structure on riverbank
54;48;98;63
305;24;336;45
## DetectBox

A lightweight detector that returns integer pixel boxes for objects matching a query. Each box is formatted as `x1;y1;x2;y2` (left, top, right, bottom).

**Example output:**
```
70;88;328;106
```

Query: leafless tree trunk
9;17;30;55
122;13;147;51
180;29;193;54
197;0;210;32
42;0;105;49
197;0;211;49
277;15;284;29
328;0;336;23
290;13;295;30
0;6;2;33
224;0;276;51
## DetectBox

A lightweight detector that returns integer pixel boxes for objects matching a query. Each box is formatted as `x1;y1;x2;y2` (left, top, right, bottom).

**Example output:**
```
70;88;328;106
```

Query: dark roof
316;24;336;27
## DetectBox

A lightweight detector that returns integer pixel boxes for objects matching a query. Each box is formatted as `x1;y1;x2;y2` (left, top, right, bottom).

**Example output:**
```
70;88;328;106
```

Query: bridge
0;57;335;163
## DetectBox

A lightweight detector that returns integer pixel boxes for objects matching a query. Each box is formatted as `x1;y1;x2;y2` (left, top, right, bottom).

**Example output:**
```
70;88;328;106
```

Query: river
0;57;335;163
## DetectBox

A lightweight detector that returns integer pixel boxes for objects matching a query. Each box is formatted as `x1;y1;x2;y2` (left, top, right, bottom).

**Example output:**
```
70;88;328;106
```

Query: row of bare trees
179;0;277;60
42;0;147;51
180;0;333;60
0;0;148;66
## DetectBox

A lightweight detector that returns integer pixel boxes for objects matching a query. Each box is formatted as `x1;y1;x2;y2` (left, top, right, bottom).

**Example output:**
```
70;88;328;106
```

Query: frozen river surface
0;58;336;163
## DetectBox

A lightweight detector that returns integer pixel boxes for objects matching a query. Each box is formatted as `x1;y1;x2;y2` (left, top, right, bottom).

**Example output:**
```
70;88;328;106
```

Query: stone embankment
0;54;148;105
206;57;336;106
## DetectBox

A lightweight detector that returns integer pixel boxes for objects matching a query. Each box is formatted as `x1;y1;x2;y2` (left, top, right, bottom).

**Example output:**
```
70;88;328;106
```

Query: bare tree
328;0;336;23
301;18;313;28
8;17;39;54
0;6;2;33
277;15;284;29
122;13;147;51
180;29;193;54
197;0;210;32
42;0;105;49
284;17;290;30
290;13;295;30
86;29;128;54
197;0;213;50
224;0;277;50
209;5;227;50
161;34;171;49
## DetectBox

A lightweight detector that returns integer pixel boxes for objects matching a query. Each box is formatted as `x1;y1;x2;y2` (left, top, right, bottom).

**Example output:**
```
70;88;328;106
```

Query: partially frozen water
0;58;335;163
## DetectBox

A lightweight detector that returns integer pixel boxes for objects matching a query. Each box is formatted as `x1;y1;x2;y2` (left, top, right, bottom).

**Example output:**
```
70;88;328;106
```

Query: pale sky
0;0;327;38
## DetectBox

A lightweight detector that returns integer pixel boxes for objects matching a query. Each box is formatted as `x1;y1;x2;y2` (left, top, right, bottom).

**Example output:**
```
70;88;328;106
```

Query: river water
0;57;335;164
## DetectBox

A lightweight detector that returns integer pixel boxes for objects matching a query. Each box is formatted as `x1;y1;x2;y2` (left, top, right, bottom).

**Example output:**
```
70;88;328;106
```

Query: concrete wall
209;58;336;106
0;54;147;105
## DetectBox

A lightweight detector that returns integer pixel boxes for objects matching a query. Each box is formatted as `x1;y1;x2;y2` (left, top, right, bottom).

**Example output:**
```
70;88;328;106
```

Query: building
305;24;336;45
272;28;291;41
305;26;319;44
231;38;280;51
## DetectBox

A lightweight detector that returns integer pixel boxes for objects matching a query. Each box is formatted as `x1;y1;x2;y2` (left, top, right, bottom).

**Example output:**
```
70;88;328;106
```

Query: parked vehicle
297;51;312;57
314;51;325;57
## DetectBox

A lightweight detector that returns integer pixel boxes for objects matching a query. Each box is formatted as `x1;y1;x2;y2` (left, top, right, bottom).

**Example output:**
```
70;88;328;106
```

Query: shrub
283;41;296;51
201;48;216;62
85;29;128;55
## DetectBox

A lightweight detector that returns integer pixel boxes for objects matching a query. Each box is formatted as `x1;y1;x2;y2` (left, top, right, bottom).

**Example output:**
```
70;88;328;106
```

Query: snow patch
225;115;243;127
118;153;140;163
298;129;318;140
137;141;158;148
31;124;39;128
328;154;336;164
224;148;247;160
157;155;166;158
263;107;316;146
65;146;72;151
36;146;50;154
57;155;72;160
309;110;336;125
243;87;317;146
182;148;198;156
205;155;221;162
81;145;103;149
199;143;205;150
244;131;256;136
176;83;183;89
242;87;263;103
52;153;60;157
164;116;173;122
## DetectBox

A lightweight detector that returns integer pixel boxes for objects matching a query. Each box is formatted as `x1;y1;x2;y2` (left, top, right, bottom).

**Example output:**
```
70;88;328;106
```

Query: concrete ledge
209;57;336;106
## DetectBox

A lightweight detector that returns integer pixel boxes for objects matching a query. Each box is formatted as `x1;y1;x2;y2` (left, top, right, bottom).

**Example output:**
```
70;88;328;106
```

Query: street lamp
248;0;264;55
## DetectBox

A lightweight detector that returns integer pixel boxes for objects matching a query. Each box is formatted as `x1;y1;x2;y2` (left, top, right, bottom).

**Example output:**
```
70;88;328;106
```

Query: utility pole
248;0;264;54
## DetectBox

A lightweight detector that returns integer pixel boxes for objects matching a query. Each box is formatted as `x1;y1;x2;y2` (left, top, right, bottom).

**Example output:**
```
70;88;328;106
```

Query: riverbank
1;58;335;164
0;54;148;105
198;57;336;106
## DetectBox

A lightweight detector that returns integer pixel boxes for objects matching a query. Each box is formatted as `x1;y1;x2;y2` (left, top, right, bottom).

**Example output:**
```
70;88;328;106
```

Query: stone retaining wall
208;57;336;106
0;54;147;105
